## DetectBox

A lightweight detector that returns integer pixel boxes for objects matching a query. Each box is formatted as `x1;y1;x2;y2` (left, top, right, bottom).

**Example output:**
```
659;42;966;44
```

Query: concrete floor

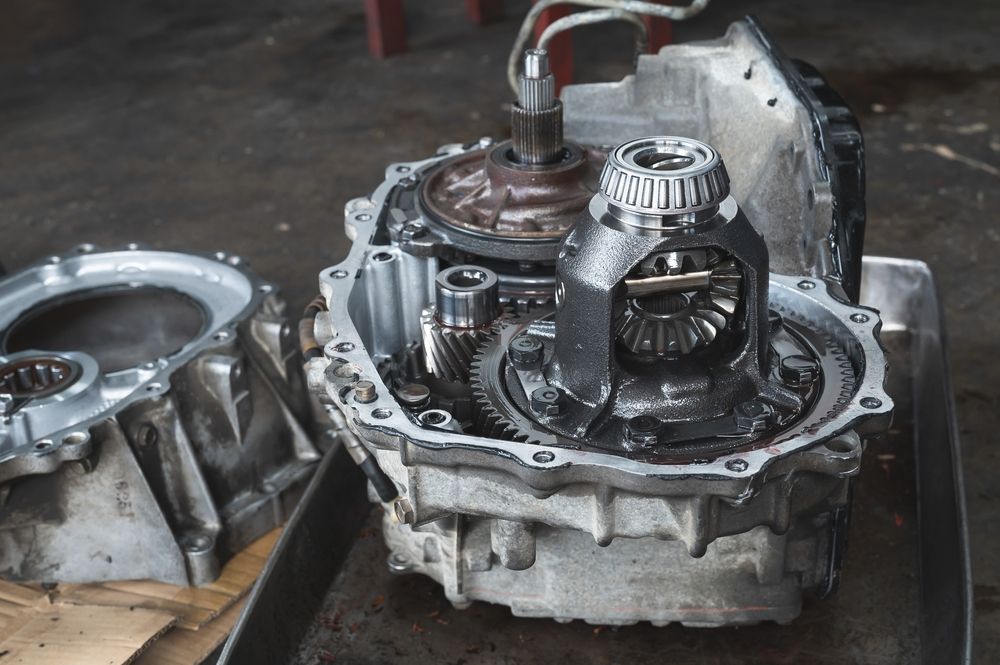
0;0;997;660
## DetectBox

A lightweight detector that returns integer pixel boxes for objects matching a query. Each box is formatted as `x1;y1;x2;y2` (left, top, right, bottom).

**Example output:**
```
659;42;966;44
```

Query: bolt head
779;354;820;387
394;498;415;524
860;397;883;409
509;336;544;369
625;415;661;446
529;386;563;416
725;458;749;473
733;400;776;433
400;222;426;242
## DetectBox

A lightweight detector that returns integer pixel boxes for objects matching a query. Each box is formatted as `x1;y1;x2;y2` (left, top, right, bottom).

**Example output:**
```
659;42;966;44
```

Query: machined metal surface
598;136;731;218
0;246;320;585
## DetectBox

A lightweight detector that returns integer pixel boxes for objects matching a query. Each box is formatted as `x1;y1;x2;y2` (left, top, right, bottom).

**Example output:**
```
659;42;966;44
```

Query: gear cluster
616;248;741;357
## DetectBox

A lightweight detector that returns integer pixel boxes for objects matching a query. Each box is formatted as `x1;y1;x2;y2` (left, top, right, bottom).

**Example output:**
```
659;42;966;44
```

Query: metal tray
219;256;973;665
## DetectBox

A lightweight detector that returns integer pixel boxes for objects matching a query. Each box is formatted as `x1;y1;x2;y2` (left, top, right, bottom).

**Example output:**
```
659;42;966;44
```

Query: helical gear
420;306;490;382
421;305;513;382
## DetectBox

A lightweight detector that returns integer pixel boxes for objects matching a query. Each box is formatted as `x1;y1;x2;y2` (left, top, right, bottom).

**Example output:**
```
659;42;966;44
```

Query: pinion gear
616;249;742;357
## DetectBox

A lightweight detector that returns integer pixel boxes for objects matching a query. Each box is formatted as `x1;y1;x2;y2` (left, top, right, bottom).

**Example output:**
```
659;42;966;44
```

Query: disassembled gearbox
0;247;319;585
309;19;893;626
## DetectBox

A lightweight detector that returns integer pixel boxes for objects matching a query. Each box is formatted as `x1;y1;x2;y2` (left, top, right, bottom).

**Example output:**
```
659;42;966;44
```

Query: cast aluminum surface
301;19;897;627
0;247;263;482
220;258;972;665
0;246;320;585
562;19;852;293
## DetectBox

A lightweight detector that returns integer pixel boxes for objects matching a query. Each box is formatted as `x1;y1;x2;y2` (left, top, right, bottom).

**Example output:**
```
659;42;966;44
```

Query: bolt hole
826;439;855;454
860;397;883;409
372;252;393;263
330;269;349;279
850;313;870;323
214;331;230;342
333;363;358;379
334;342;355;353
396;165;411;173
356;213;372;222
446;268;487;288
62;432;89;446
797;280;816;290
372;408;392;420
419;410;450;426
533;451;555;463
145;382;162;392
34;439;53;451
184;534;213;553
137;425;159;448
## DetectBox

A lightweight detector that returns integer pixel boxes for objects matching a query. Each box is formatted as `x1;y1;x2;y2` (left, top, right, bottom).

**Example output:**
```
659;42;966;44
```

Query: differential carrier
309;22;892;627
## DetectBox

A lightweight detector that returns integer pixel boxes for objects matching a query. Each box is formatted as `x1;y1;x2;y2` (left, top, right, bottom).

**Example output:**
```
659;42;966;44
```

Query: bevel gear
616;249;742;357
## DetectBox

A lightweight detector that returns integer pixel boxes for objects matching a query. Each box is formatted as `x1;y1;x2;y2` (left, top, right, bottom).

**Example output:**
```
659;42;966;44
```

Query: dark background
0;0;996;660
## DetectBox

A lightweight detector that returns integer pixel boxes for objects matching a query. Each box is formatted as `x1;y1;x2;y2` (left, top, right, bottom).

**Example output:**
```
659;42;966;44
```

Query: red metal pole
643;1;673;52
532;1;573;94
466;0;504;25
364;0;407;59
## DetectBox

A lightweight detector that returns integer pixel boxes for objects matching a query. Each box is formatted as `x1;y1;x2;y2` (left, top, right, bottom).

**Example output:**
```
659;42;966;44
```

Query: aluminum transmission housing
309;19;892;626
0;246;320;585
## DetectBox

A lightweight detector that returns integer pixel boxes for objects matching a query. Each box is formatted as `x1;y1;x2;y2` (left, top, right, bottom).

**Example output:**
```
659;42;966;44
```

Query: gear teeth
616;250;743;357
421;306;512;382
468;318;545;443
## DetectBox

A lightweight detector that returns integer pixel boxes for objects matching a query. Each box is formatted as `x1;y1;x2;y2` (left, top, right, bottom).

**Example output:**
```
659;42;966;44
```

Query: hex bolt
725;458;749;473
625;415;661;447
354;380;377;404
0;393;13;415
530;386;563;416
779;354;820;387
394;498;415;524
509;335;544;370
400;222;427;242
733;400;776;433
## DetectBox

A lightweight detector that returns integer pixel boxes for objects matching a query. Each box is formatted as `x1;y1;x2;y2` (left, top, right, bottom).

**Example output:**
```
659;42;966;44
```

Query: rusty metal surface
419;142;604;239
